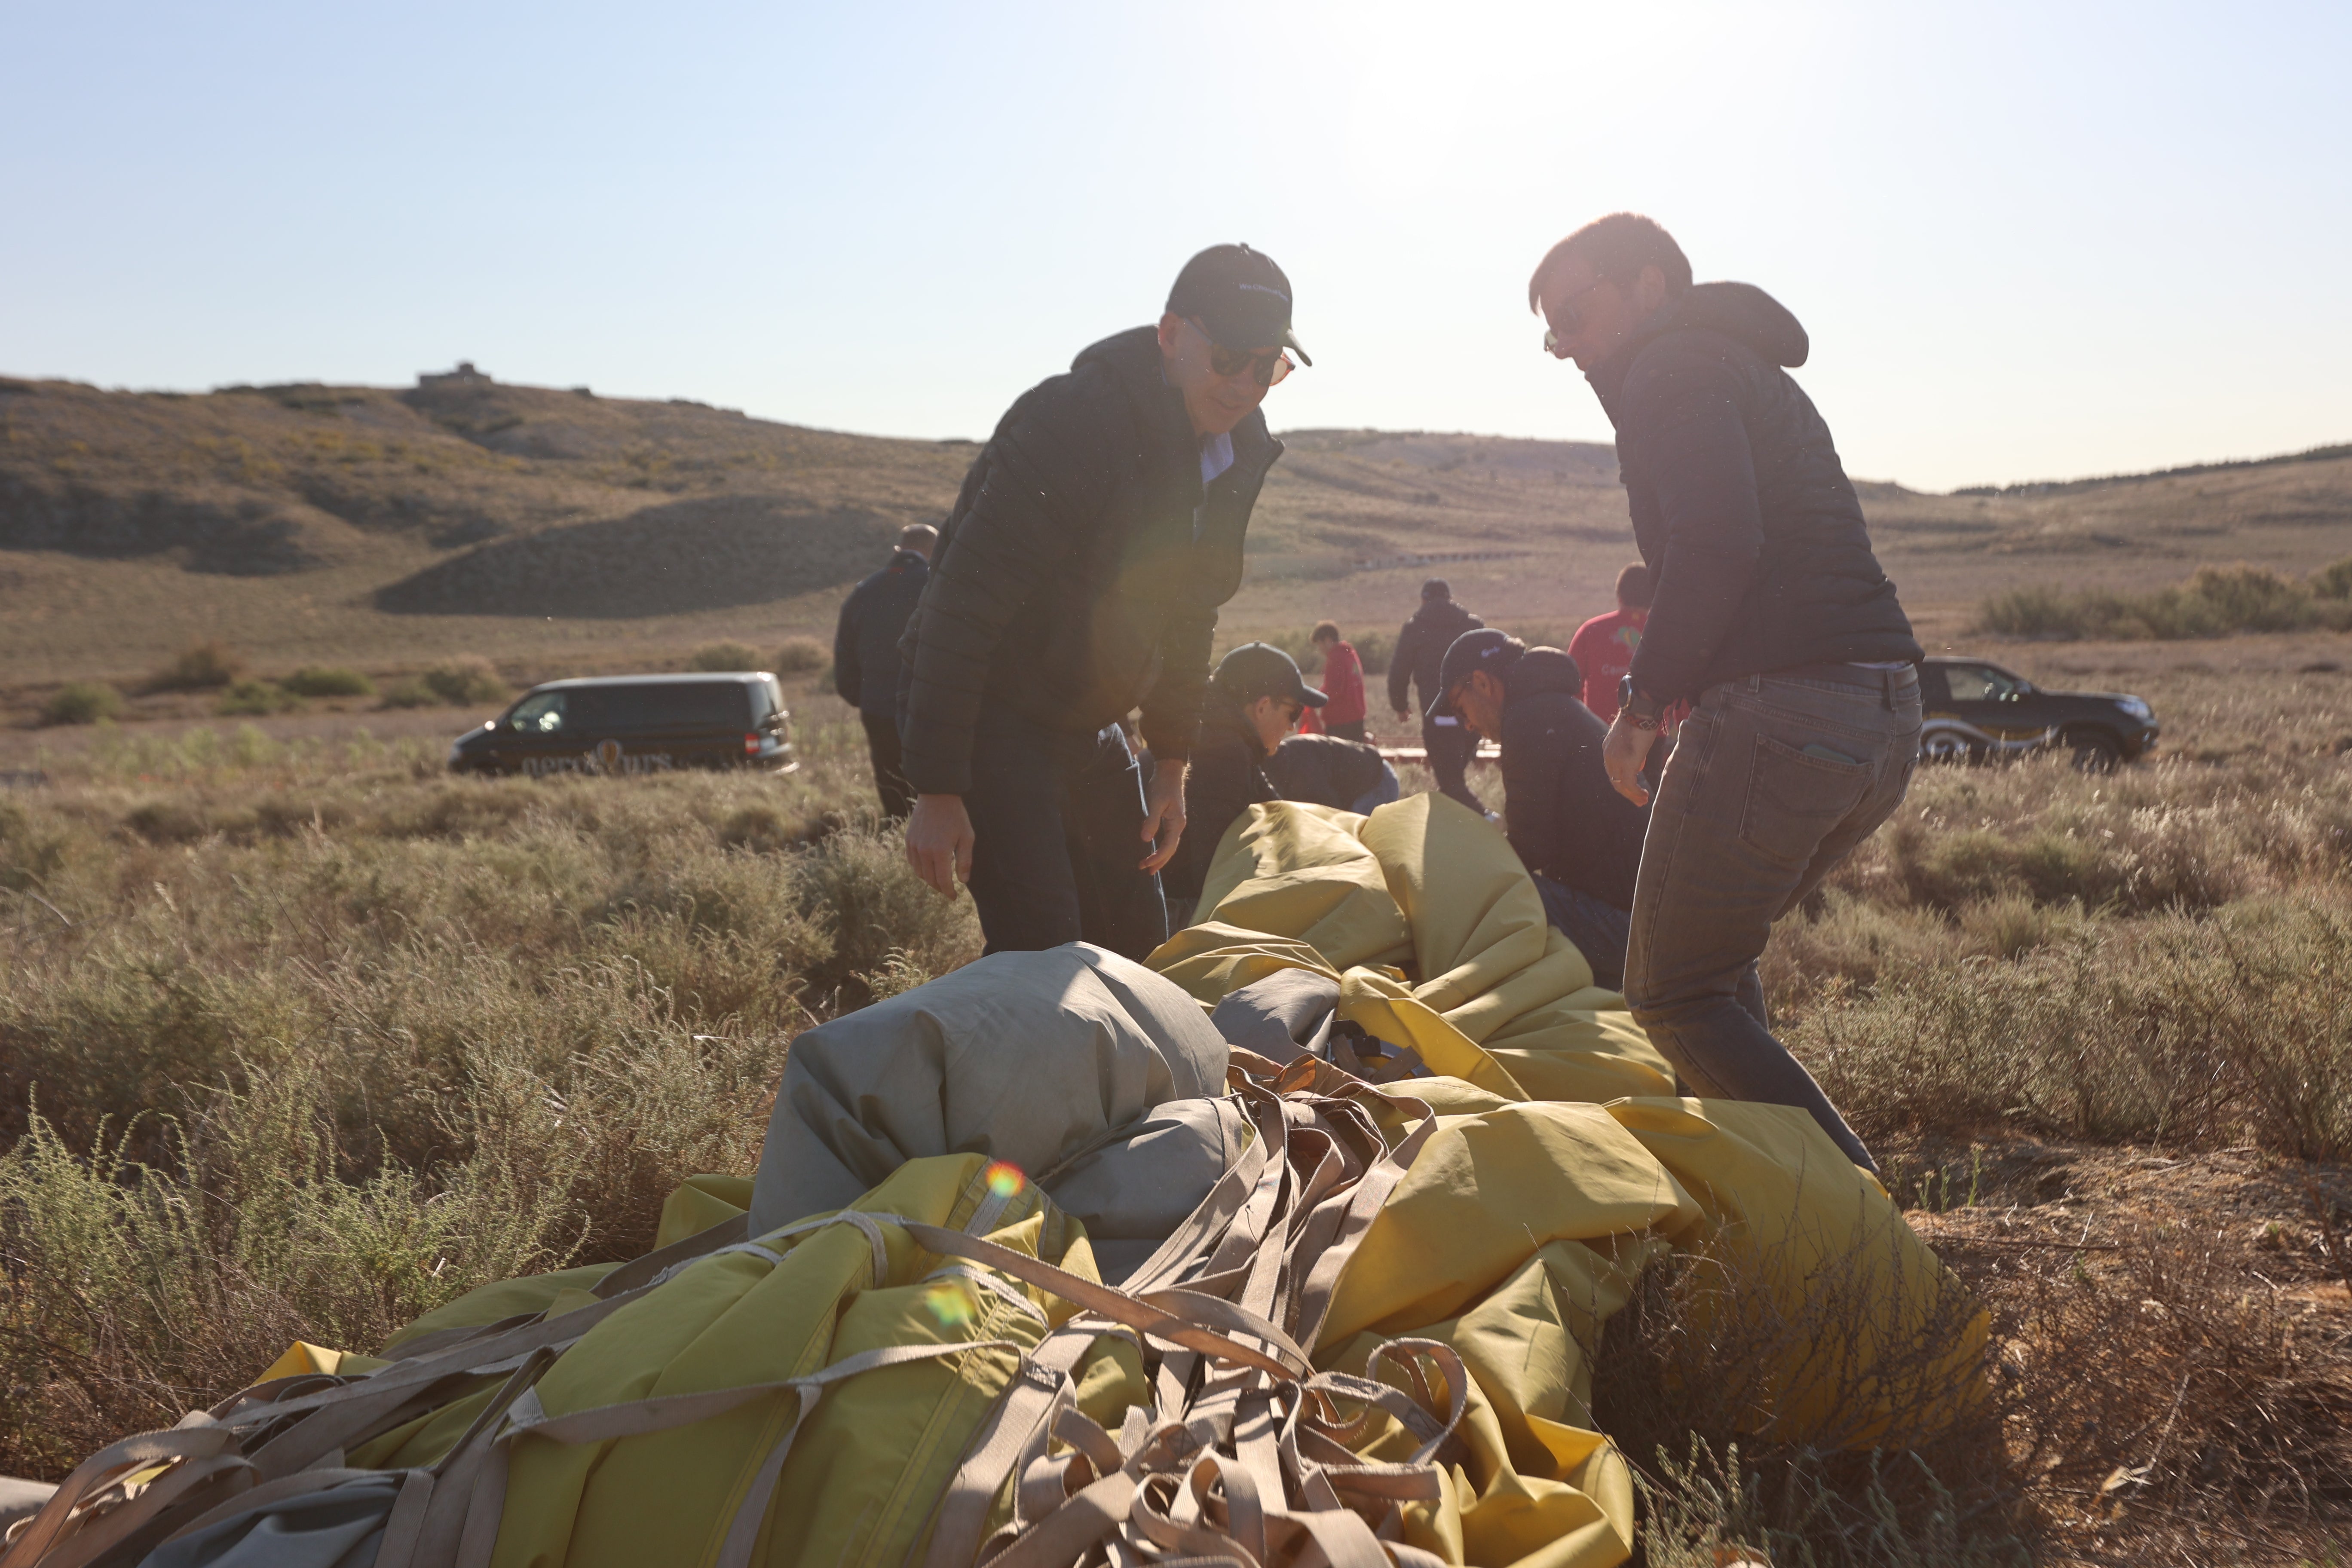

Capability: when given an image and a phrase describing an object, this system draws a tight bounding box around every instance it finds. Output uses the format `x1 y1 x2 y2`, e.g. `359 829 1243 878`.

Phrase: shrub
2312 554 2352 600
420 657 506 706
376 677 435 710
40 681 122 726
149 640 244 691
215 679 302 717
773 637 827 675
280 665 374 698
1975 563 2352 640
688 640 763 672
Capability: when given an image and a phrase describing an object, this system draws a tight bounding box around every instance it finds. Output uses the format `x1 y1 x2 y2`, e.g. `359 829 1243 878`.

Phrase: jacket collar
1075 325 1280 490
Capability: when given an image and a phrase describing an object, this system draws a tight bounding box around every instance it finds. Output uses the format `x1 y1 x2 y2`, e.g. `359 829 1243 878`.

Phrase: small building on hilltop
418 361 492 391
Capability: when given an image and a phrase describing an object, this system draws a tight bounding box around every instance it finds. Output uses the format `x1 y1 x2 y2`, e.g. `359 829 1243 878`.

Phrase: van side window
510 693 566 733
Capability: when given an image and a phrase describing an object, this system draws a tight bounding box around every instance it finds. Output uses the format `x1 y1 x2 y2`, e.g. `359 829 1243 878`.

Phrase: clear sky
4 0 2346 490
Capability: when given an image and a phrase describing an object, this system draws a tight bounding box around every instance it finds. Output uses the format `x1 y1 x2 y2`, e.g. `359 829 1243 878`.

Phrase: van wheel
2069 730 2123 772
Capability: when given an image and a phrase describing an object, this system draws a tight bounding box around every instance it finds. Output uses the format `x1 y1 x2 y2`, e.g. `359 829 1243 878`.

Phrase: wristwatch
1617 674 1664 732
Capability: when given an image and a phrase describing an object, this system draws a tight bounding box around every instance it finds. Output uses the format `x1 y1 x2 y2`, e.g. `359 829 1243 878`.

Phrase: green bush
281 665 374 698
215 679 303 717
773 637 827 675
149 640 244 691
688 640 763 672
376 677 435 710
420 657 506 706
40 682 122 726
1977 563 2352 640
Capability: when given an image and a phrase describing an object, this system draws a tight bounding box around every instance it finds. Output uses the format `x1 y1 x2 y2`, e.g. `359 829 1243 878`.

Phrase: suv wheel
1920 730 1974 763
2069 730 2123 772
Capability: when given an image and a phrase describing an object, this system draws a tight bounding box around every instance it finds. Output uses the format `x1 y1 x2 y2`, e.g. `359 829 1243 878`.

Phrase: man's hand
1602 712 1659 806
905 793 975 898
1392 708 1410 724
1139 761 1187 872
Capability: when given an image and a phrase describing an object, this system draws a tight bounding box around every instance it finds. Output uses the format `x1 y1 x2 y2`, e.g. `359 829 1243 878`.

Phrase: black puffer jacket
1588 283 1920 702
1498 648 1647 910
1163 701 1277 903
1265 734 1389 809
833 548 928 718
898 328 1281 796
1386 597 1483 717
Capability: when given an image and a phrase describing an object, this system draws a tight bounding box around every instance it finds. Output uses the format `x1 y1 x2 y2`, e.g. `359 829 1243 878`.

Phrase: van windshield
508 692 566 733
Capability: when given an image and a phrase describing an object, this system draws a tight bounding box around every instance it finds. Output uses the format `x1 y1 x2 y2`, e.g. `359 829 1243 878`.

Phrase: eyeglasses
1188 319 1295 387
1540 276 1613 354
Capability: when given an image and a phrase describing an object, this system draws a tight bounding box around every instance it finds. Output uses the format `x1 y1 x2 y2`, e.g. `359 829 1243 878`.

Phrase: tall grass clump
688 640 763 671
280 665 374 698
772 636 827 675
1977 561 2352 640
147 639 244 691
39 681 122 726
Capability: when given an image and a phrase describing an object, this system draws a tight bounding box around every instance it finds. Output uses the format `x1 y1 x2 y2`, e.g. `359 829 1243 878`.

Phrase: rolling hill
4 364 2349 688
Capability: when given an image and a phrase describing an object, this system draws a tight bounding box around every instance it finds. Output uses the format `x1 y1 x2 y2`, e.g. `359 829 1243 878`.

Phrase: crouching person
1161 643 1325 929
1433 630 1646 990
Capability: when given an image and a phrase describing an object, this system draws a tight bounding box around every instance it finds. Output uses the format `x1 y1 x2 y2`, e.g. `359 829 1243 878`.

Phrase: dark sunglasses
1188 319 1295 387
1540 276 1614 353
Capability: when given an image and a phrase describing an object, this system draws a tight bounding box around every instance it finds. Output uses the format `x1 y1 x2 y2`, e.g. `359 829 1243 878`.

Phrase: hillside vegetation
7 367 2352 688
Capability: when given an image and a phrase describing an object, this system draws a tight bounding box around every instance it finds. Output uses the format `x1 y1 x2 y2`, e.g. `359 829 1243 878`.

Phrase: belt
1764 662 1917 689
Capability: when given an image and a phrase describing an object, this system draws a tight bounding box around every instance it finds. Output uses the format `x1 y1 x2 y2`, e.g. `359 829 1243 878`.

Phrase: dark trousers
1531 876 1631 992
964 705 1170 962
1421 717 1483 812
1623 667 1921 1176
1326 718 1367 743
861 712 915 819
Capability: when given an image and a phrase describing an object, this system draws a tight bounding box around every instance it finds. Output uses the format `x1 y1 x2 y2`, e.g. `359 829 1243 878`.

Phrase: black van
447 674 796 777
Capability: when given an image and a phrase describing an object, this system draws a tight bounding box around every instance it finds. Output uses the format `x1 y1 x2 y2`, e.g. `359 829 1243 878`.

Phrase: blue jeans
1532 876 1631 992
962 705 1169 961
1623 667 1921 1175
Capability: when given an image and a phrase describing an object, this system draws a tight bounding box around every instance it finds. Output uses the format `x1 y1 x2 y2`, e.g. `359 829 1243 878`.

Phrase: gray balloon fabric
748 944 1231 1238
1207 967 1340 1065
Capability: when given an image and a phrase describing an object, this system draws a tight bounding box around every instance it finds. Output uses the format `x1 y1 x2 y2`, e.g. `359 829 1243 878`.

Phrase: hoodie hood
1502 646 1585 704
1588 282 1809 401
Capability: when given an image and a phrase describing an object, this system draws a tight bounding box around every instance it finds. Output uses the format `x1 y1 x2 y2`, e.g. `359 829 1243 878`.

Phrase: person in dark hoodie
1430 630 1646 989
1161 642 1326 927
1387 579 1485 811
898 245 1306 959
1530 212 1922 1176
833 521 937 818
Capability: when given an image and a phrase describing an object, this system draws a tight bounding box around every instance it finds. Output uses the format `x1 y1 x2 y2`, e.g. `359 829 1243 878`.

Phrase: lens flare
983 1161 1025 1200
921 1280 974 1328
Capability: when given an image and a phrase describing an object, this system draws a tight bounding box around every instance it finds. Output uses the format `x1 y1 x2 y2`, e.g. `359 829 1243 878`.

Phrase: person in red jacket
1566 563 1652 716
1302 622 1368 741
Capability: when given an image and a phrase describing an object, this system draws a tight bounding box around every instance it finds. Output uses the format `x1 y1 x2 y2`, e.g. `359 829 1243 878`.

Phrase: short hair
1614 562 1655 609
1421 578 1450 601
1528 214 1693 313
1311 621 1340 643
899 522 939 550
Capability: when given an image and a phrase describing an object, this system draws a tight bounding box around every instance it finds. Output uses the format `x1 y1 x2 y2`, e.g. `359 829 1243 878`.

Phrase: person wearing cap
897 244 1308 959
1160 643 1325 926
1386 580 1485 811
834 521 938 818
1531 211 1922 1175
1431 630 1646 989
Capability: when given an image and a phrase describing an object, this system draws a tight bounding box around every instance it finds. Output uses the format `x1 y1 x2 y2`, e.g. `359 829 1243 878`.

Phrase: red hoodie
1308 640 1366 728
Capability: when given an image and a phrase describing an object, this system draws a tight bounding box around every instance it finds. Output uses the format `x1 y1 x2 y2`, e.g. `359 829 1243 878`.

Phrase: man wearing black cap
1161 642 1326 925
1431 630 1646 989
1387 579 1485 811
898 245 1308 959
1529 212 1922 1174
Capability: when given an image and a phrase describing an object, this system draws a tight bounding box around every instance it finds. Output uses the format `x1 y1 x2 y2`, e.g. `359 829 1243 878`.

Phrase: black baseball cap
1168 245 1311 365
1212 643 1327 709
1427 629 1525 720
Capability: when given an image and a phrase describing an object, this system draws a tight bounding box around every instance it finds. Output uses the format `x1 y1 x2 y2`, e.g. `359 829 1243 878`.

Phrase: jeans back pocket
1739 734 1875 864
